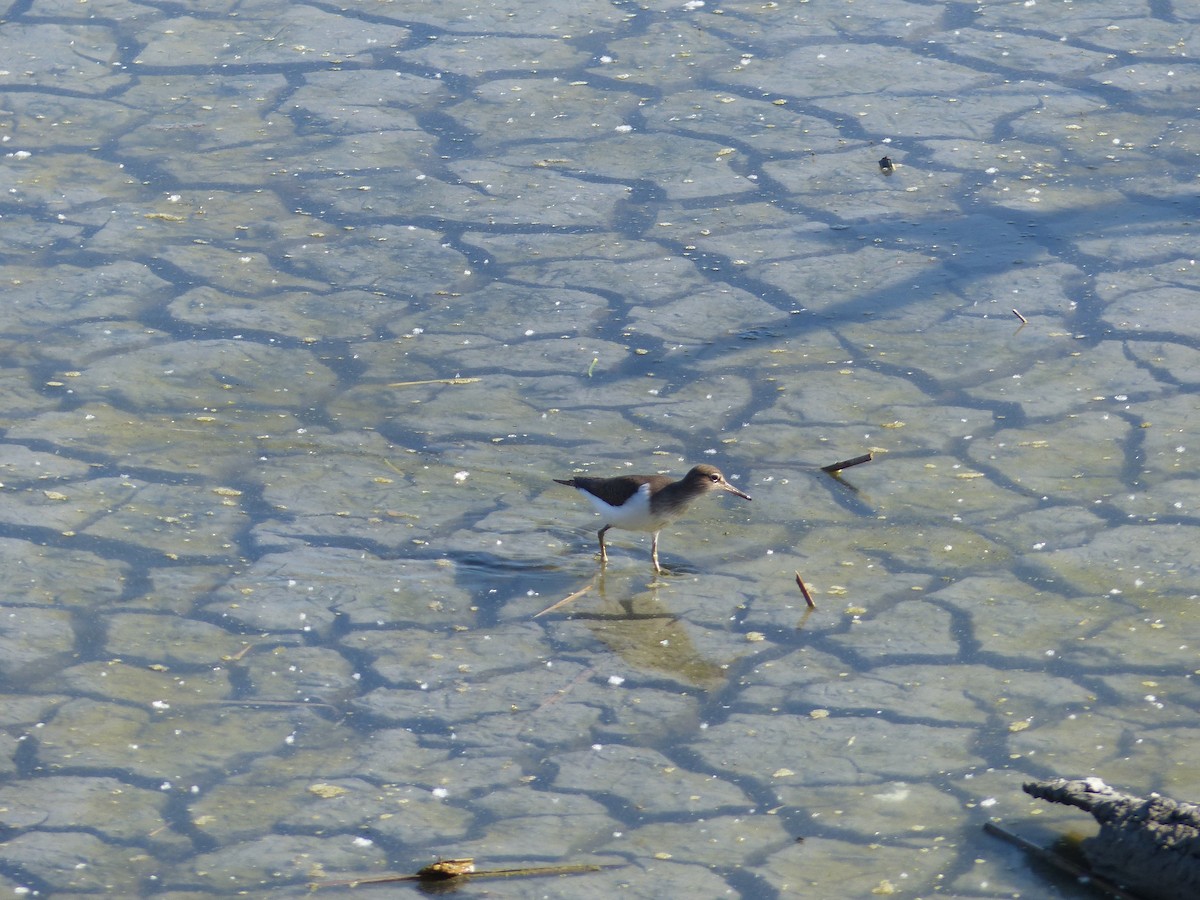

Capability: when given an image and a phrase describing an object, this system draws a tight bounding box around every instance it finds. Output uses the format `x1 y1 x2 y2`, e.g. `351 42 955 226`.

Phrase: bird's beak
722 482 752 501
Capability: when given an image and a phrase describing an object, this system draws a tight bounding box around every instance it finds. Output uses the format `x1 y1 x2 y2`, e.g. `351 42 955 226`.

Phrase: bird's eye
710 474 720 482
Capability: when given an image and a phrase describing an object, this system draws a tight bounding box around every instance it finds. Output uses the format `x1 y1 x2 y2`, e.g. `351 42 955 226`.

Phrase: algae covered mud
0 0 1197 896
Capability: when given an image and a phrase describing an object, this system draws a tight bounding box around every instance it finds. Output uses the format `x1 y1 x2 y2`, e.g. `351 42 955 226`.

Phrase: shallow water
0 0 1197 896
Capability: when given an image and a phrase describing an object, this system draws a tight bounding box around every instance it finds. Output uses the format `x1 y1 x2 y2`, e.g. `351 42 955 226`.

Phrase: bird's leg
651 531 662 574
597 524 610 565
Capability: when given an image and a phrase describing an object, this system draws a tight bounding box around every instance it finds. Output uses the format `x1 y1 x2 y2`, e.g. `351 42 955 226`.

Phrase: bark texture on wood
1024 777 1200 900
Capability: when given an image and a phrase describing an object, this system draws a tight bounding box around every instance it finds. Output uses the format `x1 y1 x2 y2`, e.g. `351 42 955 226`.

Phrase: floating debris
387 376 481 388
311 857 620 889
534 580 594 618
821 452 873 474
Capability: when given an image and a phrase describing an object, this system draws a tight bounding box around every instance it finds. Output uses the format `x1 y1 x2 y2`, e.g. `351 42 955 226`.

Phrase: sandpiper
554 464 751 573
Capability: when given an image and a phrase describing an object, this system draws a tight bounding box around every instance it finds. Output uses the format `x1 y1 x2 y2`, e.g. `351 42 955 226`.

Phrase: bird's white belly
581 483 662 531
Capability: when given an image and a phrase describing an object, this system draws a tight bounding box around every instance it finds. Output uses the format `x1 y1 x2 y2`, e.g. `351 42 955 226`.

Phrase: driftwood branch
1022 777 1200 900
821 453 872 474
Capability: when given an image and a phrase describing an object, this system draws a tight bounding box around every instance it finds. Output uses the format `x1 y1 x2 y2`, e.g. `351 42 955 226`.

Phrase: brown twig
535 666 596 711
821 452 873 474
387 377 481 387
221 642 256 662
311 860 617 888
534 580 594 618
794 572 816 609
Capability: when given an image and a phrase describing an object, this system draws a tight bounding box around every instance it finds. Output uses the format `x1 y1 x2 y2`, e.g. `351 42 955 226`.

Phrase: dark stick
795 572 816 609
821 452 873 473
1011 308 1028 324
312 862 617 888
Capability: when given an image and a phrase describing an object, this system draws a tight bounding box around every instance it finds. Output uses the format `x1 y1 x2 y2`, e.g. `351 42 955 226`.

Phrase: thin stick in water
821 452 873 473
795 572 816 609
388 377 481 387
312 861 617 889
534 581 594 618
